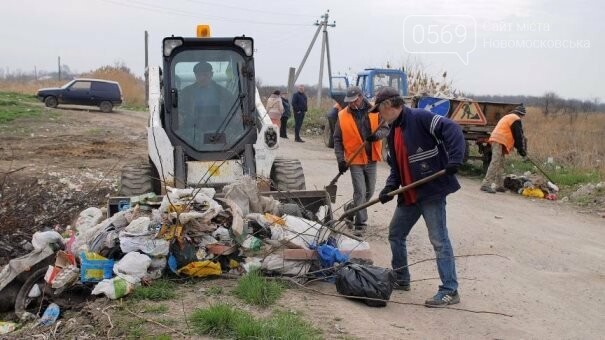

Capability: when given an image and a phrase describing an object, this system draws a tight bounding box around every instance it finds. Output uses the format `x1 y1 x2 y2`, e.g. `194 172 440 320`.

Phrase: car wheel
99 101 113 113
44 96 58 108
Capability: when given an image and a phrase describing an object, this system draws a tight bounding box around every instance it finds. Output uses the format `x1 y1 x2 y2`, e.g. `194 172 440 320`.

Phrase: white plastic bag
92 277 135 299
31 231 64 251
114 252 151 283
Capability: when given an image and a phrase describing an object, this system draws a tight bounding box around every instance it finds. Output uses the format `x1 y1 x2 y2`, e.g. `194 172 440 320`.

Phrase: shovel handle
339 169 447 220
526 156 556 184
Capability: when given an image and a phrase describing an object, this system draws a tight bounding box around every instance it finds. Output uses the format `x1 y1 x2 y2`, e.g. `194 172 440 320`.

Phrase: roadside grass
0 92 44 123
131 279 177 301
206 285 224 296
141 303 169 314
233 270 284 307
189 304 321 339
120 102 147 112
506 157 602 186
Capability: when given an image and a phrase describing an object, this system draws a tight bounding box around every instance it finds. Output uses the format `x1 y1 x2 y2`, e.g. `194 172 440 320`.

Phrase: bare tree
542 91 559 115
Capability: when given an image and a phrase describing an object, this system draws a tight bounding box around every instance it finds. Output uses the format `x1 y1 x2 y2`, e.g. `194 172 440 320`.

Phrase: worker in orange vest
333 86 389 235
481 105 527 193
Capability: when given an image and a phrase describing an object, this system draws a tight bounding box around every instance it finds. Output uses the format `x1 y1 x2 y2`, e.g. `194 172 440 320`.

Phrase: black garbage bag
335 263 395 307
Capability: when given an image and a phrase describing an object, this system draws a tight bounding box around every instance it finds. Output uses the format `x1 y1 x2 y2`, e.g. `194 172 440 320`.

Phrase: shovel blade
325 184 337 203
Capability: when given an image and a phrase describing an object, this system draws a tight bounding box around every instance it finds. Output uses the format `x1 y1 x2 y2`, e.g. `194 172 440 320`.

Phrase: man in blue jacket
291 85 308 143
371 87 465 307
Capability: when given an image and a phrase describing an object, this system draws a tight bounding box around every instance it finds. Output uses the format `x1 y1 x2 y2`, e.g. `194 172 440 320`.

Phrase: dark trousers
294 111 306 140
280 116 289 137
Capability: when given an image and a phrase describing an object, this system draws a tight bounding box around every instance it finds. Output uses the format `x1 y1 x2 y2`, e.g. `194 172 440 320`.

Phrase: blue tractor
323 68 408 148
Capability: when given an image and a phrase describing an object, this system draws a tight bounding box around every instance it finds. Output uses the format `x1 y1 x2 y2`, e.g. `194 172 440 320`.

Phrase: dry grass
524 107 605 176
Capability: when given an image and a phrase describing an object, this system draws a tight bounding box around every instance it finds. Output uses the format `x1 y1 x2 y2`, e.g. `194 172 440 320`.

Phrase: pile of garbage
0 177 371 327
503 173 559 200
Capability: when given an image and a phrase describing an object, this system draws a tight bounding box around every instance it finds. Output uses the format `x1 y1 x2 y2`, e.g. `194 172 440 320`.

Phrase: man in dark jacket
291 85 308 143
372 87 465 307
280 92 291 138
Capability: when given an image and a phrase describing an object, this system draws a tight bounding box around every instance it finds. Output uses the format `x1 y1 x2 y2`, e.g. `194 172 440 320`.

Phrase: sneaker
352 225 366 237
280 135 288 139
495 187 506 192
424 291 460 307
480 185 496 194
393 281 410 291
295 138 305 143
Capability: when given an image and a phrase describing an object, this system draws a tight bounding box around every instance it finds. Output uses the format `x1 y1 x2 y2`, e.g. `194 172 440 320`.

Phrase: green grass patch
141 303 169 314
189 304 321 339
207 285 224 296
120 102 147 112
0 92 43 123
505 157 602 186
131 279 177 301
234 270 283 307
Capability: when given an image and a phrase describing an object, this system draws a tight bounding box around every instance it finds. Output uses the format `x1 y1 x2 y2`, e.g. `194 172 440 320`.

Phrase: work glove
365 133 379 142
338 160 348 174
445 163 460 175
379 185 397 204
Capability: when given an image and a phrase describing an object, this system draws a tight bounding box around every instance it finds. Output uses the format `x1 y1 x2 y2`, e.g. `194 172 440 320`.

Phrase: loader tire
270 157 306 191
119 162 157 196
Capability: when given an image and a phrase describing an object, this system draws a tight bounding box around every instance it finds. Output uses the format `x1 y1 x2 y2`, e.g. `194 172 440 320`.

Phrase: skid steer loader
118 26 330 218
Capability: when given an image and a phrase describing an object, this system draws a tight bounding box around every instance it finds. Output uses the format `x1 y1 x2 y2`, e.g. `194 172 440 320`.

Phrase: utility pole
289 10 335 105
144 30 149 105
57 56 61 81
316 11 336 107
34 66 37 81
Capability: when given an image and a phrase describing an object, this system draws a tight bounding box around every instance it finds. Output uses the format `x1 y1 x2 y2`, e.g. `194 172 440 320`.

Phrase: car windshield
170 49 246 152
60 80 75 89
373 72 405 95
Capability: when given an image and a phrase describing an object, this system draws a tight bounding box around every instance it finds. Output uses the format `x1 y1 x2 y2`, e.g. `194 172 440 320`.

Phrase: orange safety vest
489 113 520 153
338 108 383 165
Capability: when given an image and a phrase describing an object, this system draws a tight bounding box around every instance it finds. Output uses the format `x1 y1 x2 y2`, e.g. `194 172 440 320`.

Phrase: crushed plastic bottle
38 303 60 326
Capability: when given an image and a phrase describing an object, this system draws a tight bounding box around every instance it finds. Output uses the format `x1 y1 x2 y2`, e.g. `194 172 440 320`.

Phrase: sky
1 0 603 100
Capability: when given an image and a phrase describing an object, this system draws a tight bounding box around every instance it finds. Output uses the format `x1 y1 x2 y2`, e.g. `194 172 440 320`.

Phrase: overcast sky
2 0 603 100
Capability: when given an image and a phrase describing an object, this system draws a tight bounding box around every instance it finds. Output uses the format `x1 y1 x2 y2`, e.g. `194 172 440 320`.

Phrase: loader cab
162 36 257 162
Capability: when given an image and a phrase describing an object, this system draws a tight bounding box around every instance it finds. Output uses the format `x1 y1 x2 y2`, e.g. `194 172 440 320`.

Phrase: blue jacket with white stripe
385 106 465 204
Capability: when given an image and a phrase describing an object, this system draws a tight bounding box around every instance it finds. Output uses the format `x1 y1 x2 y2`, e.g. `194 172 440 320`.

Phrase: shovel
325 120 387 203
325 169 447 241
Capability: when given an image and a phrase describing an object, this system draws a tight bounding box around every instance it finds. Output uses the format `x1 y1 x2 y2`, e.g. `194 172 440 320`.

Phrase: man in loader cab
333 86 389 236
180 61 233 130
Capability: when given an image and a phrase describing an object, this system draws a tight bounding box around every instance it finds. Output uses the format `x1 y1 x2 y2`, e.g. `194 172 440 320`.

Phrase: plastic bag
31 231 64 251
317 244 348 268
91 277 135 299
114 252 151 283
335 263 395 307
176 260 222 277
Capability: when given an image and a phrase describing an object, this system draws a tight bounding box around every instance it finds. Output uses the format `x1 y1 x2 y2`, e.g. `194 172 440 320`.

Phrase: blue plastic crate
79 252 114 282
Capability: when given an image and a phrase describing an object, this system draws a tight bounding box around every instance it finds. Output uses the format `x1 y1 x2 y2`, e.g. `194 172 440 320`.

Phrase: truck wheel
44 96 58 108
271 157 306 191
463 141 470 163
323 122 334 148
99 101 113 113
119 162 159 196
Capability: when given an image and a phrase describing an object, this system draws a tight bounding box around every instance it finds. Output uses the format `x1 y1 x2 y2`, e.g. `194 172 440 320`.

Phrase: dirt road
279 136 605 339
2 107 604 338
